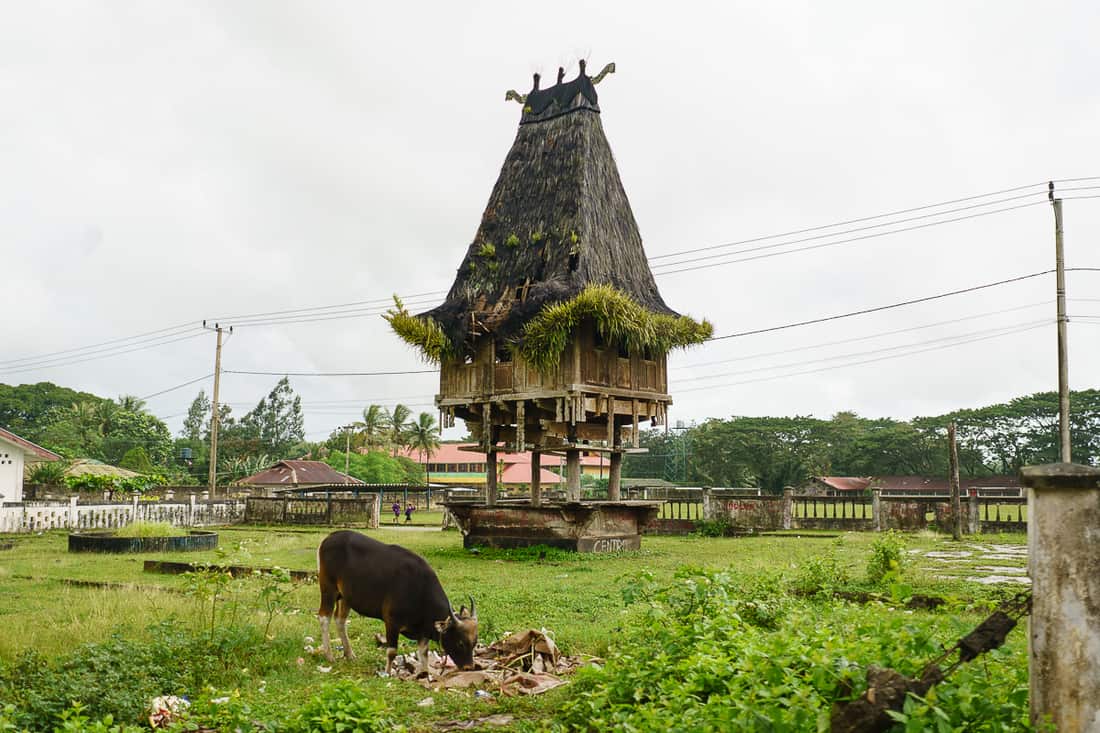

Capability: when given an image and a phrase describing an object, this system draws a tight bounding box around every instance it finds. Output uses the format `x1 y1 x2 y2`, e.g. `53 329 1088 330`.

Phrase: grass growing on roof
384 295 453 364
515 284 713 372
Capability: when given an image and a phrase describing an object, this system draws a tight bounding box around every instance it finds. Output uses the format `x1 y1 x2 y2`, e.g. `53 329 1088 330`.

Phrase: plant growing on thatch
384 296 453 363
505 233 520 248
514 284 713 372
477 242 496 258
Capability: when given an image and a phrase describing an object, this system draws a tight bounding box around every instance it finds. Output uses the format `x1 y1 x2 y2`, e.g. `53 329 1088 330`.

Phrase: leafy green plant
694 518 732 537
256 566 293 639
384 295 454 363
283 680 400 733
791 551 850 596
477 242 496 258
25 460 69 486
866 530 906 584
505 233 521 248
530 230 544 243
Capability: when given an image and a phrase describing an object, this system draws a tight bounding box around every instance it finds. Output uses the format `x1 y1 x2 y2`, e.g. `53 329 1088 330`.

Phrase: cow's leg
334 598 356 660
416 637 431 678
317 577 339 663
384 623 400 676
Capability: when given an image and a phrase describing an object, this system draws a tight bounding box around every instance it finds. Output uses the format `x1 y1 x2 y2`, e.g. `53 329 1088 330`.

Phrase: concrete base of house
443 501 660 553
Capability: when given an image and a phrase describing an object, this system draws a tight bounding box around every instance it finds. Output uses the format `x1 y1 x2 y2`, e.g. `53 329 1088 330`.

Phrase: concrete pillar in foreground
782 488 793 530
530 450 542 507
1021 462 1100 732
566 449 581 502
967 489 980 535
608 451 623 501
871 489 882 531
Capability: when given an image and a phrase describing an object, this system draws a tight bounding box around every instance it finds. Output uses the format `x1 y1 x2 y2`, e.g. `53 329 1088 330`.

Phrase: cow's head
434 596 478 670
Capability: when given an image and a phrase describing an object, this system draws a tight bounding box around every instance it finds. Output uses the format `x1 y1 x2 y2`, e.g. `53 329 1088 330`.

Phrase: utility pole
342 424 356 476
203 321 231 496
1049 182 1071 462
948 422 962 541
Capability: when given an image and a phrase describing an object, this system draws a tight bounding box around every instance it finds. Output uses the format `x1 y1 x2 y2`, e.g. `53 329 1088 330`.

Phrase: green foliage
233 377 304 457
516 284 713 373
283 680 400 733
114 521 184 538
866 530 906 584
62 472 167 494
477 242 496 258
554 568 1031 731
505 233 521 248
325 450 424 484
118 446 153 474
384 295 453 363
25 459 69 486
791 548 850 596
181 389 211 442
530 230 544 243
0 382 102 441
694 517 732 537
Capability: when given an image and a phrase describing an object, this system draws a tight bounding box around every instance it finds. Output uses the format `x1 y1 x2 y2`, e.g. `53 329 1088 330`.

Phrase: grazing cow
316 530 478 677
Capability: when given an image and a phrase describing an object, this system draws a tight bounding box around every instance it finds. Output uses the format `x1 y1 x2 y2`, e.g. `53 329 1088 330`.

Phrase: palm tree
359 404 388 451
116 395 148 414
406 412 440 485
386 403 412 457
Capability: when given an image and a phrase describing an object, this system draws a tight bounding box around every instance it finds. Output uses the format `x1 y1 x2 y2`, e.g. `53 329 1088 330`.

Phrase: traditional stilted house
387 61 711 507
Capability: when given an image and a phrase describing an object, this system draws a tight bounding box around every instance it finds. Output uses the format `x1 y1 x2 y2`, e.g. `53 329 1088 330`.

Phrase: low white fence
0 495 246 534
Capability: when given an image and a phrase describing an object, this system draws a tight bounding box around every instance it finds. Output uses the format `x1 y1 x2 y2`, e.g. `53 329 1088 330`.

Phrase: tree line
624 389 1100 492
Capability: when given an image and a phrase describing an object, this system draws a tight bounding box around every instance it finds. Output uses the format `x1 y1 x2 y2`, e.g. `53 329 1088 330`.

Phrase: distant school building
397 444 611 488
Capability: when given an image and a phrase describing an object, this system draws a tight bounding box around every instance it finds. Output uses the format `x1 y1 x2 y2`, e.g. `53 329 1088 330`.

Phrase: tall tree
386 403 412 457
116 395 147 414
406 412 440 485
239 377 305 457
359 404 388 450
182 390 211 441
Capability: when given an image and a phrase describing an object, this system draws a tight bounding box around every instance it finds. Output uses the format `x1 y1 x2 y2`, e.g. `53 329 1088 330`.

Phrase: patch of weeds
866 530 906 585
478 242 496 258
694 518 732 537
790 551 850 597
505 233 521 248
283 680 400 733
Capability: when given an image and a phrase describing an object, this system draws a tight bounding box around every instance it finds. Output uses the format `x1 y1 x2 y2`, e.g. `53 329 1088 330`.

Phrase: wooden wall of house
438 322 668 401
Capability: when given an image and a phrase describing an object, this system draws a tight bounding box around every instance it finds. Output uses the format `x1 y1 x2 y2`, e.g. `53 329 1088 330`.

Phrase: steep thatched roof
389 61 711 362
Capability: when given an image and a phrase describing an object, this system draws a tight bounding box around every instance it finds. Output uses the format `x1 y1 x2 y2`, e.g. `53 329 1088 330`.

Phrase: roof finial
557 67 565 84
533 72 540 91
590 62 616 86
578 59 587 77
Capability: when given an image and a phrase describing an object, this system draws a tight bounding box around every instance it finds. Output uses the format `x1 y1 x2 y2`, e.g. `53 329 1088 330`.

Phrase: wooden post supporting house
530 449 542 507
1021 463 1100 731
385 61 711 509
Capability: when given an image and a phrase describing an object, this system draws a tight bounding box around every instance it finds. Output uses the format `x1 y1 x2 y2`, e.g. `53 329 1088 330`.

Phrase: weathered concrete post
131 493 139 524
967 489 980 535
530 450 542 507
782 488 793 530
1021 463 1100 732
566 449 581 502
68 495 79 529
370 492 381 529
871 489 882 531
701 487 713 520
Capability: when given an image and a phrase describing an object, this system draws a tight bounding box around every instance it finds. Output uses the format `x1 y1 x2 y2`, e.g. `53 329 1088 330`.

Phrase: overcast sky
2 1 1098 443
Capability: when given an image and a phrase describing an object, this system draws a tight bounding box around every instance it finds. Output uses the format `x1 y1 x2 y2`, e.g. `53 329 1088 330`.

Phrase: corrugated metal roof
238 460 364 487
815 476 872 492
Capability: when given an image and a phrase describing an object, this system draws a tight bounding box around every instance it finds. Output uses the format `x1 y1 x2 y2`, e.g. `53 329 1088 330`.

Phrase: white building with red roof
397 443 567 488
0 427 61 503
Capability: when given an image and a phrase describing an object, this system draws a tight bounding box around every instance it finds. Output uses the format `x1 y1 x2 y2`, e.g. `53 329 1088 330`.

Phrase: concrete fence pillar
967 490 980 535
69 496 78 529
370 493 381 529
782 488 793 530
1021 463 1100 732
871 489 882 531
131 493 139 523
701 487 713 520
189 494 197 526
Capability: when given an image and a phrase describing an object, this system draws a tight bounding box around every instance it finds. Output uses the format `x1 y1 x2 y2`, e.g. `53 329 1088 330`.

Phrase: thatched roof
65 459 139 478
389 61 711 362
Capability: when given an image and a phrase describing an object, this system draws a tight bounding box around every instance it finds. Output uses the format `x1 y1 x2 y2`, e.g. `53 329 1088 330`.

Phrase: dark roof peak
504 61 617 125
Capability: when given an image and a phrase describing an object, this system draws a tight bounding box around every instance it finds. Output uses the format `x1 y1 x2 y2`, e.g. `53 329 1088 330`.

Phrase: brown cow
316 530 478 677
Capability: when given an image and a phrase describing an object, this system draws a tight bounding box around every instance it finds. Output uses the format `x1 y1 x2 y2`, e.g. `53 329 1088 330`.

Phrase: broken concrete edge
1020 462 1100 491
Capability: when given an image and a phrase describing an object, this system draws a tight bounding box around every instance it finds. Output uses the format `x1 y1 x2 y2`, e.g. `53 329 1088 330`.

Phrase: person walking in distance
391 501 400 524
404 503 415 524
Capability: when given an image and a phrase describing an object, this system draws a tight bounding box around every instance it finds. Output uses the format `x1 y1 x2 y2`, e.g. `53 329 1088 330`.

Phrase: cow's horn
468 595 476 618
450 604 461 623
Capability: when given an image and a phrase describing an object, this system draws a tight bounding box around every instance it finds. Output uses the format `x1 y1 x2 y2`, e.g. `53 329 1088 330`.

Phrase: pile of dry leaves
388 628 599 697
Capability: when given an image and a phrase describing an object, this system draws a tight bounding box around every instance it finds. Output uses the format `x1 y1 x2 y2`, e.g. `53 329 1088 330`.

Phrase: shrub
791 551 850 596
283 680 399 733
694 518 732 537
114 521 184 538
866 530 906 584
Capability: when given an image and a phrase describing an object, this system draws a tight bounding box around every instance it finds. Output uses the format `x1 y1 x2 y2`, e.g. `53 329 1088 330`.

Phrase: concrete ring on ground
68 530 219 553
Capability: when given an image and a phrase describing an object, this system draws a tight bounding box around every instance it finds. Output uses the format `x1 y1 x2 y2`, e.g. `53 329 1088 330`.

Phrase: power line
651 190 1046 268
652 200 1048 276
706 269 1073 341
0 330 208 375
140 374 214 401
675 319 1051 384
224 368 438 377
208 290 447 324
0 321 198 368
647 181 1048 261
678 321 1048 394
678 301 1049 370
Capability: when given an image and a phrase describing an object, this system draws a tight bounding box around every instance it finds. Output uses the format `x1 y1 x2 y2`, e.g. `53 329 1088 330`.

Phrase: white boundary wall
0 495 246 533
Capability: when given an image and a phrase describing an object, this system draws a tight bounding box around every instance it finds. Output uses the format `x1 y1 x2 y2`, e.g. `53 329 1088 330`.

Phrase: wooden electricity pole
948 421 962 541
1050 182 1072 462
204 322 230 496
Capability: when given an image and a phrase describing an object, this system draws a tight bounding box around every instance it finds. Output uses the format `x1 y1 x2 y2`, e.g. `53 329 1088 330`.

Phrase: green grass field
0 526 1030 731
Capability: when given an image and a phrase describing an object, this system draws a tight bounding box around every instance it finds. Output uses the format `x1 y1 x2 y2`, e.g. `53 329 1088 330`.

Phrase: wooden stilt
530 449 541 507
